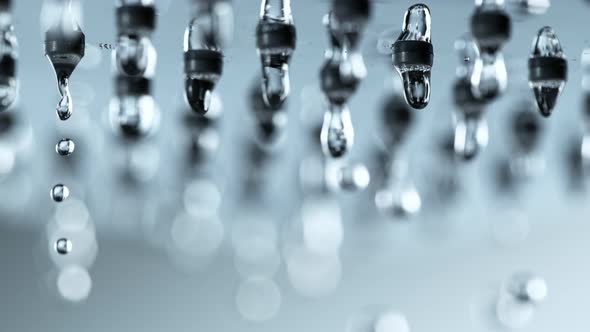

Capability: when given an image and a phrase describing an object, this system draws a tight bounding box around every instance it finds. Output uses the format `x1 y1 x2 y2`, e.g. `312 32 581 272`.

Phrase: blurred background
1 0 589 331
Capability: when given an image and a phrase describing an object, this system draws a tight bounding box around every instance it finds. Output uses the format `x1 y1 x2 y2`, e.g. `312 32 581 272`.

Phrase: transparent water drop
261 61 290 108
392 4 433 109
528 26 567 117
54 237 72 255
185 75 216 114
56 76 72 120
50 183 70 203
320 103 354 159
454 113 489 161
55 138 75 156
110 76 160 138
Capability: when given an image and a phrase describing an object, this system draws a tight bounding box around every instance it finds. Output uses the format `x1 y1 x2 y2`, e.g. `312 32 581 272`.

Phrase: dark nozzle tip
185 77 215 115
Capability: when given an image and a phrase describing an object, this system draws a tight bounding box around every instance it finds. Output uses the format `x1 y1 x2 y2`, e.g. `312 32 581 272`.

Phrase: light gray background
1 0 589 331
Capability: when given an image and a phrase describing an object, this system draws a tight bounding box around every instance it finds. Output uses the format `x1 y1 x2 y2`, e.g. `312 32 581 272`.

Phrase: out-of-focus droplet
375 161 421 217
337 162 370 191
508 0 550 17
55 138 75 156
57 265 92 302
470 52 507 101
235 277 281 322
50 184 70 203
497 272 547 328
392 4 433 109
54 237 72 255
320 103 354 159
286 246 341 298
528 26 567 117
0 26 18 112
114 2 156 76
110 76 160 138
374 311 411 332
453 113 489 161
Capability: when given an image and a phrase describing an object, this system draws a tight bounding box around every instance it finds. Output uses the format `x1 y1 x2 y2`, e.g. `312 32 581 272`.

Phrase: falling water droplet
55 138 75 156
50 184 70 203
528 26 567 117
320 103 354 159
56 75 72 120
54 237 72 255
392 4 433 109
454 113 489 161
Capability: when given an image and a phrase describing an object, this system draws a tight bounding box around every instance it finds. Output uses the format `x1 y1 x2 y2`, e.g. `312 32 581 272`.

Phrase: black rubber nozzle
116 75 151 96
392 40 433 67
116 4 156 32
471 10 511 45
333 0 371 22
184 49 223 76
528 56 568 82
256 22 297 50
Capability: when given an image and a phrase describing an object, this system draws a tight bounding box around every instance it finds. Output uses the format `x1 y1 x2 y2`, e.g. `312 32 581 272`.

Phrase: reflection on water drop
57 265 92 302
55 138 75 156
50 183 70 202
235 276 281 322
54 238 71 255
185 76 214 115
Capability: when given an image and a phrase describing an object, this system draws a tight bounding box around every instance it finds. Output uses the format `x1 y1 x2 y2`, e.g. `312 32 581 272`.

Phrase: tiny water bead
528 26 567 117
392 4 434 109
50 184 70 203
55 138 75 156
54 237 72 255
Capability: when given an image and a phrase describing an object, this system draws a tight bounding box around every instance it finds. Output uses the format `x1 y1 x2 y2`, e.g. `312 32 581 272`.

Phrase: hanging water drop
44 0 85 120
256 0 296 109
55 138 75 156
183 1 232 115
320 103 354 159
528 26 567 117
50 184 70 203
114 0 156 77
392 4 434 109
55 237 72 255
470 0 511 101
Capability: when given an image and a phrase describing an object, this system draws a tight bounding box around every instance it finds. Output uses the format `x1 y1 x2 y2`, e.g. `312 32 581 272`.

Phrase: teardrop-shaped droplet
528 26 567 117
55 138 75 156
56 76 72 120
454 114 489 161
400 69 431 109
399 4 432 42
261 62 290 109
50 183 70 203
185 77 215 115
320 103 354 159
116 35 151 77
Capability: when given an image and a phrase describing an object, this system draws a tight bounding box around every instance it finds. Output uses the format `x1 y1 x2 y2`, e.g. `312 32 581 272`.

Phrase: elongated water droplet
55 138 75 156
528 26 567 117
56 76 72 120
320 103 354 159
261 61 290 108
392 4 433 109
454 113 488 161
55 237 72 255
50 183 70 203
470 52 507 101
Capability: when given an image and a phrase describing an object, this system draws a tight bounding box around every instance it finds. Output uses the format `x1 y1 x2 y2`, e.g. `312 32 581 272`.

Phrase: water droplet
392 4 433 109
497 272 547 328
261 63 290 109
235 277 281 322
50 184 70 203
110 76 160 138
56 76 72 120
57 265 92 302
470 52 507 101
115 35 152 77
454 113 489 161
55 138 75 156
528 26 567 117
337 162 370 191
185 77 215 115
54 237 72 255
375 160 421 217
320 103 354 159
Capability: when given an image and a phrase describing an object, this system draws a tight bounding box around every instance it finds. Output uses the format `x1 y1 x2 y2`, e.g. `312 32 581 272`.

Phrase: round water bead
55 138 75 156
50 184 70 203
55 238 72 255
